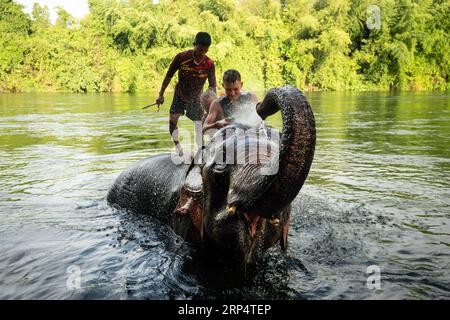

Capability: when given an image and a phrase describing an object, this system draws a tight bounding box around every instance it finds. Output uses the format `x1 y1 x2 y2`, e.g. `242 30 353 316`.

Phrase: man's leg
185 100 204 152
169 113 183 156
192 120 204 164
194 120 203 150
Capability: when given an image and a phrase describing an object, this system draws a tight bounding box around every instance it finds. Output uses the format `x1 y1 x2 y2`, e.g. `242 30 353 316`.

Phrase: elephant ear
172 193 204 243
183 157 204 239
172 151 205 243
189 207 203 241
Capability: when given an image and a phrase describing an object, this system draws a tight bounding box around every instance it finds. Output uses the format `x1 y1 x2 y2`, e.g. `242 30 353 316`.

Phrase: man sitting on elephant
202 69 259 135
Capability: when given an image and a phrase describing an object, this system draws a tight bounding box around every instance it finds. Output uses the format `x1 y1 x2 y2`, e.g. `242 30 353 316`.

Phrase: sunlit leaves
0 0 448 92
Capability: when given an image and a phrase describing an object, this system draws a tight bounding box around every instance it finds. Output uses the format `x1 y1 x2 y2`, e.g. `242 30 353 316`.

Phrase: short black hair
223 69 241 83
194 32 212 46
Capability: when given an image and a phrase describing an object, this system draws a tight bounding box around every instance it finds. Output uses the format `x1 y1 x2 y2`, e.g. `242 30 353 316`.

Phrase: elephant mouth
227 204 263 240
243 212 261 239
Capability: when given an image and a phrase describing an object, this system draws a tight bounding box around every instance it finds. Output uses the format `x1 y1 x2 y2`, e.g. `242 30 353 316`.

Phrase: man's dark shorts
170 92 203 121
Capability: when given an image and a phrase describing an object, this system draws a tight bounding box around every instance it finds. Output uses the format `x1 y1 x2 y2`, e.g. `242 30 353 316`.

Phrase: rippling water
0 91 449 299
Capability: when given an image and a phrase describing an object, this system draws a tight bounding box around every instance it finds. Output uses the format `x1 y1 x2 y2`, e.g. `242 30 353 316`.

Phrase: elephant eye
213 162 227 173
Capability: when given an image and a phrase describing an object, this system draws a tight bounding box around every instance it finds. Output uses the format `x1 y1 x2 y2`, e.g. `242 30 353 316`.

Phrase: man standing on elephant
155 32 217 156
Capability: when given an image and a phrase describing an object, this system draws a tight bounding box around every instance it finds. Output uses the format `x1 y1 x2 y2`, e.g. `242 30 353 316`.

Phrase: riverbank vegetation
1 0 448 92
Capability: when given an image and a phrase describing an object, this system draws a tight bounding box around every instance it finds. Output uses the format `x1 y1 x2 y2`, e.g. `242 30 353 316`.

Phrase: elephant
107 85 316 270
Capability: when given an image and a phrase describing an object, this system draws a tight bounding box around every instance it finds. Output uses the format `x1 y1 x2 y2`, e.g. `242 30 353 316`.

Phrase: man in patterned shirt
156 32 216 156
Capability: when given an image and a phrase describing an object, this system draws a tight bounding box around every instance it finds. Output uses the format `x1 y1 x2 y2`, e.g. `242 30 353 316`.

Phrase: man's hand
202 123 214 133
202 119 230 133
217 119 230 127
156 95 164 105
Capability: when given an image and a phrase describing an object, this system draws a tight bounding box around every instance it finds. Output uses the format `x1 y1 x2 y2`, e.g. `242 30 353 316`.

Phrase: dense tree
31 3 50 30
0 0 33 91
0 0 448 92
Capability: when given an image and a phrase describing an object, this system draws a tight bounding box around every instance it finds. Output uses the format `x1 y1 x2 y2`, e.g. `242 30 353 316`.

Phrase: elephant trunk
251 86 316 218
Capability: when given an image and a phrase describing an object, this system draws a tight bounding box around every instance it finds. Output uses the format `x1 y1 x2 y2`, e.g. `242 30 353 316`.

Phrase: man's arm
202 100 226 133
156 54 180 104
207 61 217 93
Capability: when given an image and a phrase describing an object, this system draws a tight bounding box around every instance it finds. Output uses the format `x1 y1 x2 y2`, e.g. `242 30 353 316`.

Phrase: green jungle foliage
0 0 448 92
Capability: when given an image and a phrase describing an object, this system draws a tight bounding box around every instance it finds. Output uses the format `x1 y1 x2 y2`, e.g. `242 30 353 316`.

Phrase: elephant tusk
228 205 237 216
270 218 280 226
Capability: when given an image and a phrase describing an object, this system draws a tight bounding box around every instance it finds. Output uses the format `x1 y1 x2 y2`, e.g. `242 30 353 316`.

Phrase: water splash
232 102 263 128
259 120 268 139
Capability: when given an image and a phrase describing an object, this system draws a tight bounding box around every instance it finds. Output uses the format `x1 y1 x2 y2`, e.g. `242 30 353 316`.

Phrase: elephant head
173 86 316 267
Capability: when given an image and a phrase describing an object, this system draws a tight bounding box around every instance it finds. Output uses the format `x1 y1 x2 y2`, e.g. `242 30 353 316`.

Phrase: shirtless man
203 69 258 134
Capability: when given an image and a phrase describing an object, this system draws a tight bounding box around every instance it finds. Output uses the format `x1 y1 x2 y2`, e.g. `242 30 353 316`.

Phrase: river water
0 91 449 299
